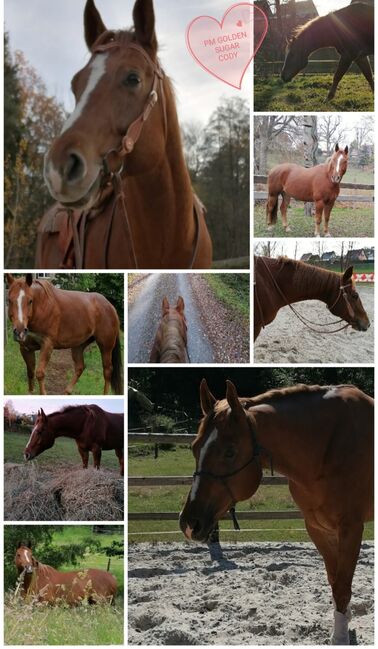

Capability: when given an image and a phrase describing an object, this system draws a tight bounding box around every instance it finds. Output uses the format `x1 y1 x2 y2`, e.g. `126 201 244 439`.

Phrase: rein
193 416 273 531
255 256 353 334
60 39 201 270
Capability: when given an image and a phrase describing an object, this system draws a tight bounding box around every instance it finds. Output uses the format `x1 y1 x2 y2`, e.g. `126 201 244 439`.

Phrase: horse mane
290 14 327 41
33 279 57 303
48 404 95 419
262 256 346 293
159 314 187 362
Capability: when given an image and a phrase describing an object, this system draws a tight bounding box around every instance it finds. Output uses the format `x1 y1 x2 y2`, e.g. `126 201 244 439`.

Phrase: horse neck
297 16 334 56
48 409 87 438
29 282 56 328
126 80 195 260
277 260 340 307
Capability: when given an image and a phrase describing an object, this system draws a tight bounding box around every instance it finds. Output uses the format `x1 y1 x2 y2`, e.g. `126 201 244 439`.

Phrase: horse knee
36 368 45 382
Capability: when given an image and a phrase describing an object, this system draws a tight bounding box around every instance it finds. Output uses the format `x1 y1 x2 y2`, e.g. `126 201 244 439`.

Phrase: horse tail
266 193 279 225
111 337 123 395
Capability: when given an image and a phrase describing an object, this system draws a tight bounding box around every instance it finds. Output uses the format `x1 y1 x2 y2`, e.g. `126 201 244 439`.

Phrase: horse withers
149 296 188 363
281 3 374 101
37 0 212 269
180 379 373 645
15 543 117 604
6 274 123 395
266 143 348 236
24 405 124 475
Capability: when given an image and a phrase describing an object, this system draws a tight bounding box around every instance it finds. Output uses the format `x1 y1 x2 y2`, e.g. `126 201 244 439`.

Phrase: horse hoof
324 232 331 238
285 227 292 233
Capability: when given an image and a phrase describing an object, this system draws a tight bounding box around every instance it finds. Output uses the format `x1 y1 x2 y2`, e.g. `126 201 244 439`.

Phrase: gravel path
128 541 374 645
128 274 213 363
254 285 374 363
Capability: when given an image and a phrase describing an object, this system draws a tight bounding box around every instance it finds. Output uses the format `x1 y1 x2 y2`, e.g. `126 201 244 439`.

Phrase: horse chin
353 320 370 332
47 171 102 210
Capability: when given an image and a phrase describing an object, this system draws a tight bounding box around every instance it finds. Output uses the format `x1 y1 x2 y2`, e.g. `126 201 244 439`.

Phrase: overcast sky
5 0 251 126
254 239 375 259
5 397 124 416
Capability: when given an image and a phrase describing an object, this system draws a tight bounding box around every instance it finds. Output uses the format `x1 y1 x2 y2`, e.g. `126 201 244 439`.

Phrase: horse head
328 143 349 184
44 0 166 209
281 34 309 82
6 274 34 342
24 409 55 461
15 543 36 574
328 266 370 332
179 379 262 542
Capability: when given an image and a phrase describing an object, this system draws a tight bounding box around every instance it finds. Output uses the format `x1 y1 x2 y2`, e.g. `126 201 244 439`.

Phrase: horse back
81 406 124 450
335 3 374 54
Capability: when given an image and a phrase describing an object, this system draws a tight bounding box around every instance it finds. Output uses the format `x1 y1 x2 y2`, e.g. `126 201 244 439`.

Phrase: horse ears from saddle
200 379 216 416
84 0 107 50
133 0 158 52
226 380 245 420
343 266 354 281
176 296 185 313
162 296 170 315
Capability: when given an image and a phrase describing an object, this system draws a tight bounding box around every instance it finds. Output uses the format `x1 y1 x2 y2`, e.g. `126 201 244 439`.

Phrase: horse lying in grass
266 144 348 237
180 379 373 645
281 3 374 101
15 543 117 604
24 405 124 475
150 296 188 362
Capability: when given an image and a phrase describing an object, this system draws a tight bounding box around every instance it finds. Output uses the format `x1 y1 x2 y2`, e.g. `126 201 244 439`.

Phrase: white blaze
61 54 108 134
26 425 38 449
190 428 218 501
335 154 343 174
17 290 25 323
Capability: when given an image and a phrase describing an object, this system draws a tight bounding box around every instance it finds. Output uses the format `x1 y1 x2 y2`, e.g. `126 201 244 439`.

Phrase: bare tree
254 115 297 173
318 116 348 155
303 116 318 217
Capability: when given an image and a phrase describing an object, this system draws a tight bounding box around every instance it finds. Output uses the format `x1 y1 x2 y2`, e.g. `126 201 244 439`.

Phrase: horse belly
283 172 315 202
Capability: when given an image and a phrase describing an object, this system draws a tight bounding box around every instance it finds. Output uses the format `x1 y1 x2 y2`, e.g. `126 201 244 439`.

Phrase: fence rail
129 511 303 521
254 175 374 203
254 175 374 191
129 475 288 486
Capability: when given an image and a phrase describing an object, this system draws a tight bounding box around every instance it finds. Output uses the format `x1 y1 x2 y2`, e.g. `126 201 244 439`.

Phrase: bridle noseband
192 416 272 531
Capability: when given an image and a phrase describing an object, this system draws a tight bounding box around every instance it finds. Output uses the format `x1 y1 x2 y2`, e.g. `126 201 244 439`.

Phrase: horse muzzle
179 510 215 543
353 319 370 332
24 450 33 462
331 175 342 184
13 327 28 342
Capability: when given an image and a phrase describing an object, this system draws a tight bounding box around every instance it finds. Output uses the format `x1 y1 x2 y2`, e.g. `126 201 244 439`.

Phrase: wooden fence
128 432 303 529
254 175 374 204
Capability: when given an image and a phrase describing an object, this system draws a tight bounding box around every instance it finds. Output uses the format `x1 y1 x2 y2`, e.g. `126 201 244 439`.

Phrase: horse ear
17 541 22 548
40 408 47 422
344 145 349 155
226 380 244 419
162 296 170 315
176 296 185 314
5 273 14 286
27 540 32 549
25 274 33 286
133 0 158 52
84 0 107 50
200 379 216 416
343 266 354 283
335 143 339 152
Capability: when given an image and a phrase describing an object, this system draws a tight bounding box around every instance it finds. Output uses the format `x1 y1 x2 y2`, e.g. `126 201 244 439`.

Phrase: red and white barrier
352 273 374 282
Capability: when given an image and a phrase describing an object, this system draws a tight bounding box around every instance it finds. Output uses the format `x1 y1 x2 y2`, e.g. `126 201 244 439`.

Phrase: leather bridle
192 416 272 531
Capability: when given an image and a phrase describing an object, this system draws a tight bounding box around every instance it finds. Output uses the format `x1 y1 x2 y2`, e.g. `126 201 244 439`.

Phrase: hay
4 463 124 521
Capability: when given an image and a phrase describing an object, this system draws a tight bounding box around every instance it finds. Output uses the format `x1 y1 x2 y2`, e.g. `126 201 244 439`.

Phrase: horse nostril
65 152 85 183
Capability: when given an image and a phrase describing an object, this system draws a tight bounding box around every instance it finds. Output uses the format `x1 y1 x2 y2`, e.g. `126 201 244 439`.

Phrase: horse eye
29 300 33 305
123 72 141 87
224 446 236 459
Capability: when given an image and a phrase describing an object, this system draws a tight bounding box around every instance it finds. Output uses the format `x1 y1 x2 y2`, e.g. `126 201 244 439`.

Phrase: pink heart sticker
186 3 268 90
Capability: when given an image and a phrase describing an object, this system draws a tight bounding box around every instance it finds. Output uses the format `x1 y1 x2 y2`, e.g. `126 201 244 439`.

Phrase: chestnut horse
36 0 212 269
150 296 188 363
15 543 117 604
281 3 374 101
180 379 373 645
254 255 370 340
266 144 349 237
24 405 124 475
6 274 122 395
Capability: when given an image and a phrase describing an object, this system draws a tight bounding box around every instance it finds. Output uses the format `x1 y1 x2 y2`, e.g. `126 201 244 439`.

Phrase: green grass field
4 323 124 395
254 204 374 238
128 446 374 543
4 526 124 645
254 74 374 112
203 274 250 324
4 430 120 471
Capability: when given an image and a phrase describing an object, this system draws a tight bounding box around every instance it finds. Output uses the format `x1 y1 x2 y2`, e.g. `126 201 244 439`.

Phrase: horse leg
314 201 324 237
19 346 36 393
266 193 278 232
99 346 113 395
92 445 102 470
327 55 352 100
35 341 53 395
354 55 374 94
65 346 85 394
115 447 124 476
323 203 334 238
77 444 89 469
280 192 291 232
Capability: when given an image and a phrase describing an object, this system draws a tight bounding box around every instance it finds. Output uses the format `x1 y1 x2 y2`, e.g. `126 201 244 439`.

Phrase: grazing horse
24 405 124 475
15 543 117 604
254 255 370 340
5 274 122 395
36 0 212 269
266 144 349 236
150 296 188 363
180 379 373 645
281 3 374 101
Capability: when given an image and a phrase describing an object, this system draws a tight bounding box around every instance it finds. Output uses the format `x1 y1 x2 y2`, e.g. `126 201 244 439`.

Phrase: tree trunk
303 116 318 217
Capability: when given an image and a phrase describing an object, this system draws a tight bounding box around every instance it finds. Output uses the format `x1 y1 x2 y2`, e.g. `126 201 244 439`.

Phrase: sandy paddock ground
128 541 373 645
254 286 374 363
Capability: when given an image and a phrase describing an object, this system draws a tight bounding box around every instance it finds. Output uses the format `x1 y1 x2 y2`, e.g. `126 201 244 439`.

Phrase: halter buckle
149 90 158 105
